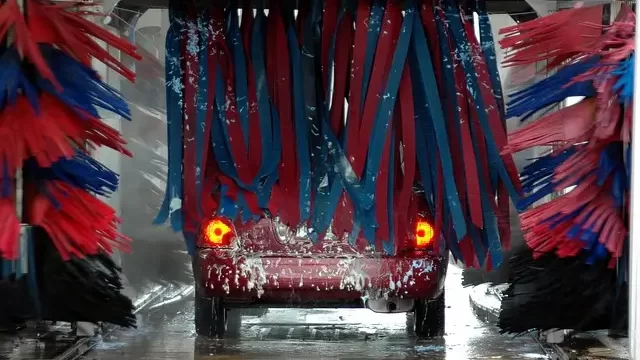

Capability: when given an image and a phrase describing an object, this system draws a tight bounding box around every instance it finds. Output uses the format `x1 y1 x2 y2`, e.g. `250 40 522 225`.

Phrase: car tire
194 294 227 338
411 290 445 338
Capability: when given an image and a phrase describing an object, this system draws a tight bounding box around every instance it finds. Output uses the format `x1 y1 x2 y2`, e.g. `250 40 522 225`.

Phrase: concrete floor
76 267 549 360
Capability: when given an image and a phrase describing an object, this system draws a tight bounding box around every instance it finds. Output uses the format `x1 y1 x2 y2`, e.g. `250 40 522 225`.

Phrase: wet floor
79 267 549 360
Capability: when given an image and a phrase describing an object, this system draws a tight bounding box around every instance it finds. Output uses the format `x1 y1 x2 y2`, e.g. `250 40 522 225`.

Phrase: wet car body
192 189 449 338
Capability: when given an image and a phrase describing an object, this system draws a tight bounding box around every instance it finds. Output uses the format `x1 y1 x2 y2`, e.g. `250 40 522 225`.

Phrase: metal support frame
114 0 539 14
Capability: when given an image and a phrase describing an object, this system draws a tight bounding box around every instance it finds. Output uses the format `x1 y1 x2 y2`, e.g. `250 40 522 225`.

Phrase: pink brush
503 99 596 154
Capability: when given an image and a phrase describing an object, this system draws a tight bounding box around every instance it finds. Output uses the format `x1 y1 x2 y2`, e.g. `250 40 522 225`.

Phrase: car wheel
226 309 242 335
411 290 445 338
194 294 227 338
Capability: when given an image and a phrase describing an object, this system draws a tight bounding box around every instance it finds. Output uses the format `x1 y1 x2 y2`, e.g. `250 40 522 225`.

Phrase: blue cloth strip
251 11 281 208
477 8 502 191
467 109 501 268
409 9 467 240
309 4 346 242
207 8 284 222
361 8 415 206
361 1 384 114
155 6 184 231
382 123 396 254
195 13 209 218
410 64 436 212
227 9 251 148
287 25 313 223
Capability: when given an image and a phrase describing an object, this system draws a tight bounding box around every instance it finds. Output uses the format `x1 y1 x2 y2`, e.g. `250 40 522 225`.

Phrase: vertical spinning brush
0 0 140 326
498 3 633 334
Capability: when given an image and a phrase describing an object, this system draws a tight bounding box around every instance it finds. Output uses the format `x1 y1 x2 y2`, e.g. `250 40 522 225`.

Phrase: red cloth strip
321 0 339 95
373 5 402 248
222 47 252 185
431 156 444 247
268 6 300 225
394 64 416 253
420 3 440 77
329 12 352 136
296 0 310 45
331 12 355 238
241 10 264 179
210 8 262 216
342 1 371 250
344 0 372 171
202 14 220 217
468 94 498 215
241 1 254 50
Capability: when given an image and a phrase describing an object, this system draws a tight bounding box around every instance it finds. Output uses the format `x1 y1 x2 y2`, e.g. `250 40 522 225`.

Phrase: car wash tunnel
0 0 637 359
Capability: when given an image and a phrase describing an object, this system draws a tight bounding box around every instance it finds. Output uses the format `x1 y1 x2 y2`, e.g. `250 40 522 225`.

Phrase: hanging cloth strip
393 63 416 254
155 0 524 266
443 2 521 201
329 0 373 247
410 2 518 267
371 3 402 252
409 4 467 241
287 3 313 225
460 10 502 267
181 7 200 235
196 6 282 226
345 1 404 248
196 12 215 222
307 1 347 243
422 3 469 235
432 8 477 264
266 4 301 226
156 5 185 232
477 3 511 251
439 2 521 263
360 3 412 251
218 7 262 219
251 8 282 209
320 0 339 95
321 2 414 253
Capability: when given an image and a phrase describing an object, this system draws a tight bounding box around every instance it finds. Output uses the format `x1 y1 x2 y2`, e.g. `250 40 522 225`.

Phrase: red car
192 188 448 339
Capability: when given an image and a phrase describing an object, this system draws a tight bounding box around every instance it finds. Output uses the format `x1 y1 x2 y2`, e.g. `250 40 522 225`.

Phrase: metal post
629 0 640 357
